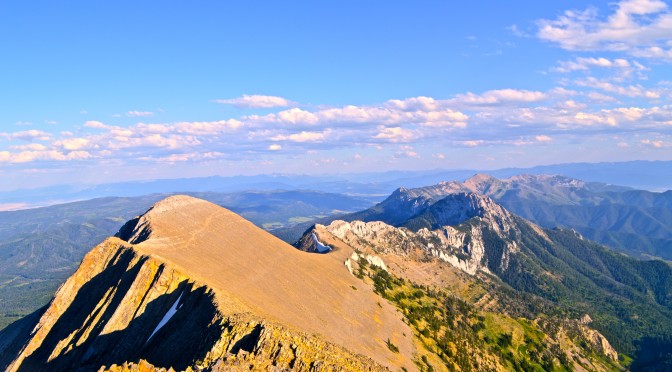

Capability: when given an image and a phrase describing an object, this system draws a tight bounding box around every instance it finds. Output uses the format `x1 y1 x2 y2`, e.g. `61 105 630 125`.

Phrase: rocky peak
116 195 225 244
440 192 510 219
403 192 515 232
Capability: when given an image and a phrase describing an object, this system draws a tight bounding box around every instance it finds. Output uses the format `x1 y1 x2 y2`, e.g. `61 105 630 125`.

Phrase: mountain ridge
298 189 672 366
341 174 672 260
2 195 414 371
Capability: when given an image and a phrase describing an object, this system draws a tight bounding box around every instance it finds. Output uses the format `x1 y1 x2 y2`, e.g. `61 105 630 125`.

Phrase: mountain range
3 160 672 210
0 194 637 371
1 174 671 370
291 173 672 261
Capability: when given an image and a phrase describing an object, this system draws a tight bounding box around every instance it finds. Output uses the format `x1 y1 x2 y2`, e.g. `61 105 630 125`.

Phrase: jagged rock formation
2 195 414 371
298 187 672 367
345 173 672 261
309 193 520 275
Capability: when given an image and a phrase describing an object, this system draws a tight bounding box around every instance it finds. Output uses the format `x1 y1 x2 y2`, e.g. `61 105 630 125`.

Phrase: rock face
3 195 414 371
313 193 520 276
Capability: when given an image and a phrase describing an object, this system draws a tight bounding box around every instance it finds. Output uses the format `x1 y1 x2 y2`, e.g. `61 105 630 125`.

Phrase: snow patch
311 233 332 253
147 291 183 342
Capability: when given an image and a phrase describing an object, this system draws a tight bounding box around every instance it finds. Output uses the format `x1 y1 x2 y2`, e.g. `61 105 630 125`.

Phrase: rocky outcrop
402 192 517 232
294 228 332 253
315 209 520 276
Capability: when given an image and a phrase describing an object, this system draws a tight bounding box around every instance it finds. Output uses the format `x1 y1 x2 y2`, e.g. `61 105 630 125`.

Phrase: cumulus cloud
373 127 417 143
552 57 635 73
54 138 92 151
536 0 672 59
387 96 438 111
574 77 662 98
137 119 244 135
3 87 672 168
275 108 320 125
1 130 52 142
85 120 108 129
0 150 91 164
250 100 469 129
271 130 330 143
214 94 295 108
452 89 547 105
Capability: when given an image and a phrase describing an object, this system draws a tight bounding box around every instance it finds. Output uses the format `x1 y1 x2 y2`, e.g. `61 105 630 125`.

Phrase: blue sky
1 0 672 190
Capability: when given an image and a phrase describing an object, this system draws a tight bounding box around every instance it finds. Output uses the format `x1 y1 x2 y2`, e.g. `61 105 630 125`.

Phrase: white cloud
84 120 108 129
251 100 469 129
387 96 438 111
214 94 294 108
537 0 672 59
574 77 661 98
1 130 52 142
276 108 320 125
0 150 91 164
535 135 553 142
553 57 633 73
574 112 619 126
126 110 154 117
5 90 672 168
586 92 618 103
460 140 485 147
271 130 329 143
452 89 547 105
54 138 91 151
373 127 417 143
641 139 667 147
138 119 244 136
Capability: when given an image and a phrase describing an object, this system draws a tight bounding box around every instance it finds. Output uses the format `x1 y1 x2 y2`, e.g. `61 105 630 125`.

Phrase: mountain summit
2 195 414 371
